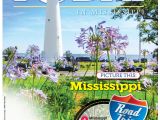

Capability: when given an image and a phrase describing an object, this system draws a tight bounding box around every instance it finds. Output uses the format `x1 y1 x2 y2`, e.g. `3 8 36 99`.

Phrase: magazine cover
2 0 158 120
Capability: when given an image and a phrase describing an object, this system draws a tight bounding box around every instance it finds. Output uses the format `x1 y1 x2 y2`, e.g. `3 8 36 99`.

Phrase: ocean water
72 54 153 61
17 53 153 61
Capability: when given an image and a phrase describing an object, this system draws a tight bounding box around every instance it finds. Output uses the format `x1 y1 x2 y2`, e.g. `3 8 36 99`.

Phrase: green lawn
79 62 146 71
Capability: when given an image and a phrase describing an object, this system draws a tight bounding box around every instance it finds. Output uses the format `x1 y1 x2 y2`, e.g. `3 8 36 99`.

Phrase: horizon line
17 53 149 55
14 5 144 8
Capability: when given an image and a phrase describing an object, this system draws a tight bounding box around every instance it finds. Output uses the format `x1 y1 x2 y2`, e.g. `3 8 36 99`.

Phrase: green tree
111 0 158 45
65 50 72 62
3 46 17 61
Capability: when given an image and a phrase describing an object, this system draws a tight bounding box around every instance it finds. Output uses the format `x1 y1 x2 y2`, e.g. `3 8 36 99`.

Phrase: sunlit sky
3 0 157 54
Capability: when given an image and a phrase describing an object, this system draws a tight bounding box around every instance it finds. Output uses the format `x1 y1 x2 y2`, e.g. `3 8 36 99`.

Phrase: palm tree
141 49 149 75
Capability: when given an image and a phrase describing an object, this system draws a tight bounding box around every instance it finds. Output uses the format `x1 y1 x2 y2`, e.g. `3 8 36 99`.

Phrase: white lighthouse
44 0 63 63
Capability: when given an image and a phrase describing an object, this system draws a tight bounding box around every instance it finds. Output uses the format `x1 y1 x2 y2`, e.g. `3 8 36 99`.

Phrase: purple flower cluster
19 89 33 99
26 45 40 59
5 61 58 82
75 21 128 54
6 65 29 80
32 61 58 83
112 62 123 71
19 89 47 100
141 78 153 88
46 66 58 83
101 60 135 72
3 45 58 83
147 59 158 71
34 89 47 100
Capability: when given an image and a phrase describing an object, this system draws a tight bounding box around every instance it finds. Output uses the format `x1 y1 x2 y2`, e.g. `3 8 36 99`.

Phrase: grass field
78 62 146 71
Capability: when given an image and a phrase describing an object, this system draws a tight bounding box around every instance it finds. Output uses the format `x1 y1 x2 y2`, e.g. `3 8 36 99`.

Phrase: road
57 69 156 77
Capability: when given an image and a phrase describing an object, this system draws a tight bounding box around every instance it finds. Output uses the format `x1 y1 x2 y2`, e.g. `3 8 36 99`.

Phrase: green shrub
80 97 92 106
80 65 85 68
42 82 75 119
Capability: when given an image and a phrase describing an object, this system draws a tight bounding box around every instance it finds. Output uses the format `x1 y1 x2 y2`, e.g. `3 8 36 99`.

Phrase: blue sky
3 0 157 55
